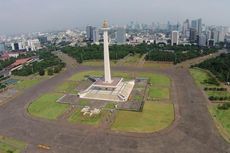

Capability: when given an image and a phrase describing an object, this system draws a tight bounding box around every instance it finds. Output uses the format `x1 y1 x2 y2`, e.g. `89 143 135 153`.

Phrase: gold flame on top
102 20 109 28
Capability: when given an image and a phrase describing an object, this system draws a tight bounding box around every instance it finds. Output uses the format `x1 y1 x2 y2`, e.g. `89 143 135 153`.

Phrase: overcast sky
0 0 229 34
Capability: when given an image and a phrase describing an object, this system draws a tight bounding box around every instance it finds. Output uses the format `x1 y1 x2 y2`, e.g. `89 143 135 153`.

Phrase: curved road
0 64 230 153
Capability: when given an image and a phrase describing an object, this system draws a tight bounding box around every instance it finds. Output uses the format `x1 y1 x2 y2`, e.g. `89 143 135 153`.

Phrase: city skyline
0 0 230 34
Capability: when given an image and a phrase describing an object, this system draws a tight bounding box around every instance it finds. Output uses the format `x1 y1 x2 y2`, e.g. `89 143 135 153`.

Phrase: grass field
69 71 132 81
209 105 230 142
207 91 230 97
121 54 141 66
14 76 47 90
143 61 172 68
0 135 26 153
140 73 170 87
112 102 174 133
81 60 117 67
28 93 69 120
69 71 103 81
189 68 219 88
55 81 77 94
148 87 170 100
68 109 107 125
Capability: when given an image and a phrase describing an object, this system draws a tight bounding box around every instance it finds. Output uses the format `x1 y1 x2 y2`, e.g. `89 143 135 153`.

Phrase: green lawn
28 93 69 120
189 68 219 88
139 73 170 87
69 71 103 81
81 60 117 66
209 105 230 142
68 109 107 125
149 87 170 99
0 136 26 153
207 91 230 97
111 102 174 133
15 77 45 90
55 81 77 94
122 54 141 65
143 61 172 68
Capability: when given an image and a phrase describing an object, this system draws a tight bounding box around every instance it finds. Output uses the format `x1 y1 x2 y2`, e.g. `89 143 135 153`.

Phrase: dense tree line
61 43 218 64
195 53 230 82
12 51 65 76
0 58 16 71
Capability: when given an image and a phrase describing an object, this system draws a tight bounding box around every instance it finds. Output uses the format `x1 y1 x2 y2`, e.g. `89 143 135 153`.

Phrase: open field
207 91 230 97
55 81 78 94
81 60 117 67
27 70 173 133
0 135 26 153
189 68 219 88
13 75 48 90
148 87 170 100
139 72 170 87
28 93 69 120
68 109 107 125
111 102 174 133
209 104 230 143
143 61 173 68
120 54 141 66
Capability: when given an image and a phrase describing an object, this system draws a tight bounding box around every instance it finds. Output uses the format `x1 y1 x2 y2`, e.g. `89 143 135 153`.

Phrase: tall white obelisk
102 20 112 83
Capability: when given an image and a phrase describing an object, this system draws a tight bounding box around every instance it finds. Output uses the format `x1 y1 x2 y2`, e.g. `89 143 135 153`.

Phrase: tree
53 66 60 73
39 69 45 76
47 68 54 76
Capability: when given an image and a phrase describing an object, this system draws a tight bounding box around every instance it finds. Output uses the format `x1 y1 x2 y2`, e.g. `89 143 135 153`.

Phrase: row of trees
61 43 218 64
0 58 16 71
12 51 65 76
195 53 230 82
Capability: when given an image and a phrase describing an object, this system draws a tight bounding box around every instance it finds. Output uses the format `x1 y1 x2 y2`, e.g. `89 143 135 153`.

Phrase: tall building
191 20 198 30
190 28 197 43
171 31 179 46
86 26 99 43
197 18 202 36
182 19 190 38
191 18 202 36
211 28 219 44
115 27 126 44
11 43 19 51
92 27 99 43
86 25 94 42
0 42 5 54
198 34 207 46
27 39 41 51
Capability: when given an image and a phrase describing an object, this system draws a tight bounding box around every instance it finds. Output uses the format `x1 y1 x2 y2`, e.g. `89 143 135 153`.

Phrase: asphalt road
0 64 230 153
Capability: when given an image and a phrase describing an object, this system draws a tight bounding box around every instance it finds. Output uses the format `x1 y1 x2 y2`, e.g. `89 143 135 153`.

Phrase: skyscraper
191 18 202 36
182 19 190 38
0 42 5 54
171 31 179 46
86 25 94 42
115 27 126 44
197 18 202 36
92 27 99 43
198 34 207 46
190 28 197 43
86 26 99 43
11 43 19 51
191 20 198 30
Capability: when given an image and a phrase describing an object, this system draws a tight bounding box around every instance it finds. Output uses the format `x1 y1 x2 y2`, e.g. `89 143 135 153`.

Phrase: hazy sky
0 0 229 34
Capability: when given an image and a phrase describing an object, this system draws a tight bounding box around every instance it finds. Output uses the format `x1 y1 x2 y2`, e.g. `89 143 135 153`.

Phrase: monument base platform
78 78 135 102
